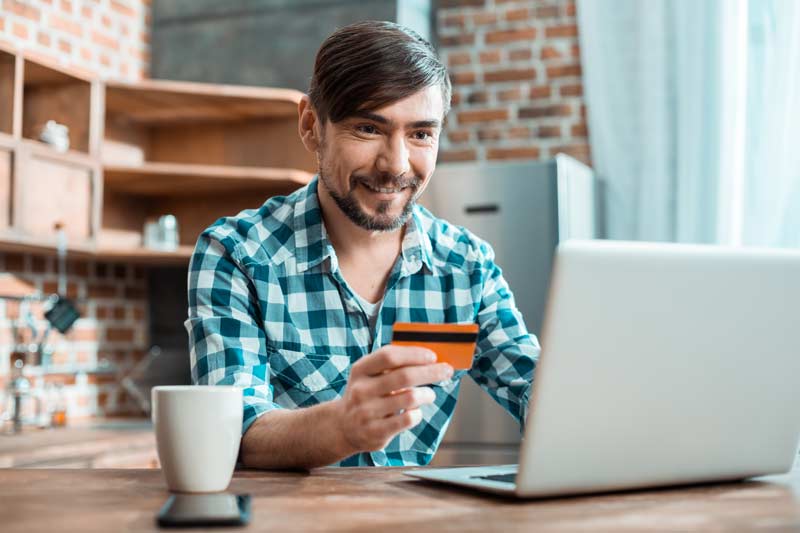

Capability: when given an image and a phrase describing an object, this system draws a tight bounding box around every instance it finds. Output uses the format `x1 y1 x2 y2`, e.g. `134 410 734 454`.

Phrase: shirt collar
293 176 435 275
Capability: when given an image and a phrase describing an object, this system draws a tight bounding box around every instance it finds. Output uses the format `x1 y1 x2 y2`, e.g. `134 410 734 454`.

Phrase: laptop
405 240 800 498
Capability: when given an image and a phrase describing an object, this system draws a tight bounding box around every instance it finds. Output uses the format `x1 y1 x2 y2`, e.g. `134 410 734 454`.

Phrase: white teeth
364 183 404 194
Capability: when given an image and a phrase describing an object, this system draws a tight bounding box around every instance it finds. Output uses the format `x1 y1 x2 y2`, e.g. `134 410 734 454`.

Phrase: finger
365 363 453 397
352 345 436 378
367 407 424 439
361 387 436 419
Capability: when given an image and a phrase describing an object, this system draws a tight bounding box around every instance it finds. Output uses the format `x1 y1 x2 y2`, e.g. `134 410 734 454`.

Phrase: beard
318 159 423 232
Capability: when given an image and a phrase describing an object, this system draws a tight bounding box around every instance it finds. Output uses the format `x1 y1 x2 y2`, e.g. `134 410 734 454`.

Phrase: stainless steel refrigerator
420 155 598 466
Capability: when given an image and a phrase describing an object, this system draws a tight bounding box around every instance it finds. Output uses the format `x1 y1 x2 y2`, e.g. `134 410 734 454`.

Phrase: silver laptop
405 240 800 498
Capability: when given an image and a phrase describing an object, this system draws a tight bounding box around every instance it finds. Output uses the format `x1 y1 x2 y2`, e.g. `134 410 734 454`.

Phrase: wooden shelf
0 46 314 266
94 245 194 265
104 79 302 124
103 162 313 196
0 230 193 265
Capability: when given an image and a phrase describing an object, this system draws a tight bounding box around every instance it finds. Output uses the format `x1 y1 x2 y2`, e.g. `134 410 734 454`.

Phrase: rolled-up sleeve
185 231 282 436
469 241 540 431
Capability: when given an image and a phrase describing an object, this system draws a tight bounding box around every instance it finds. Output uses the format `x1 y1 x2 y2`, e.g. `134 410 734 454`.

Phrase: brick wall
1 1 152 426
0 0 150 79
0 254 150 421
436 0 591 165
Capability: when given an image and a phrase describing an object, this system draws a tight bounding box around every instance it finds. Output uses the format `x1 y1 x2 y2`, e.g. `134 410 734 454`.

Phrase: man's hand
333 345 454 454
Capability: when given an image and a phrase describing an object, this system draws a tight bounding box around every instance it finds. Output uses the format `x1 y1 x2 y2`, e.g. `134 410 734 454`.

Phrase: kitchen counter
0 418 157 468
2 465 800 532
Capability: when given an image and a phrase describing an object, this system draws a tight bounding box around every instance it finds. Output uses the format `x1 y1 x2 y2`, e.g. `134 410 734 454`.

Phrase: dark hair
308 20 451 124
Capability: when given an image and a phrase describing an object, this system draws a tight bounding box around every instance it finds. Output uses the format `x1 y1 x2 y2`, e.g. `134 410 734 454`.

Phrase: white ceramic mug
152 386 243 493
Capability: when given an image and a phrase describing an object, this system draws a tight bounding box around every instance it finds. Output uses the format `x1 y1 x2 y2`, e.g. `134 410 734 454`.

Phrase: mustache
351 173 422 190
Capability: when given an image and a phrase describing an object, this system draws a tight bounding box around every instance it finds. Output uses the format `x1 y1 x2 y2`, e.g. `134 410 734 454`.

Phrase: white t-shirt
353 291 383 334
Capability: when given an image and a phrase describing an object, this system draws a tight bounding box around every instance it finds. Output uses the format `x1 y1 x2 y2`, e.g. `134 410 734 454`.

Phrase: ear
298 95 321 153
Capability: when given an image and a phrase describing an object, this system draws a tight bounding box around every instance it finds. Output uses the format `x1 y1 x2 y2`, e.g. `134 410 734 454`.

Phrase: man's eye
357 125 378 135
413 131 432 141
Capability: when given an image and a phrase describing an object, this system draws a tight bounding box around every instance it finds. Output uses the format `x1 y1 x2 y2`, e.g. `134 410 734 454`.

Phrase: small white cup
152 386 243 493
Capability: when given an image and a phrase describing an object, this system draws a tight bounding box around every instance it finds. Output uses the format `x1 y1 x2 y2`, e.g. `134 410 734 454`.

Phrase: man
186 21 539 469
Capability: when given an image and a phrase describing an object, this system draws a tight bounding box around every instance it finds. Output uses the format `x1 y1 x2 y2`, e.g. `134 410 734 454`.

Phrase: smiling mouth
360 182 408 194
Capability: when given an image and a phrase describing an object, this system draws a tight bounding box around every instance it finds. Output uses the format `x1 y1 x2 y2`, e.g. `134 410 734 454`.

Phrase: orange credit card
391 322 479 370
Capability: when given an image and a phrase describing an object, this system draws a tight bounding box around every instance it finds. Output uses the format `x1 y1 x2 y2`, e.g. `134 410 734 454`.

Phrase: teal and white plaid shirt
185 177 539 466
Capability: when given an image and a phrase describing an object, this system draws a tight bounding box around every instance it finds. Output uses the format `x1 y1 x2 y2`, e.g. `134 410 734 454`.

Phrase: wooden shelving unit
0 42 316 265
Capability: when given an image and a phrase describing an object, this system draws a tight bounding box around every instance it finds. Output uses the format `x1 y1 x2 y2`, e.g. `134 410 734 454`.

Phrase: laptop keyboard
471 473 517 484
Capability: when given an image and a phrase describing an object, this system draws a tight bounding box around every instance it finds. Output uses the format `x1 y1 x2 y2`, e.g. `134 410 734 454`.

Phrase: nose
376 133 411 177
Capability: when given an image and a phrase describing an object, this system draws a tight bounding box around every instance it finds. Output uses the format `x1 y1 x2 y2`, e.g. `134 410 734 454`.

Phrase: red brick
101 14 112 28
549 143 591 164
81 5 93 18
0 18 5 33
535 5 561 18
485 27 536 44
111 0 136 17
441 14 466 28
519 104 572 119
479 50 501 64
60 0 72 13
538 125 562 138
560 83 583 97
541 46 563 60
114 264 127 279
497 87 522 101
96 306 111 320
88 283 119 298
67 260 90 277
6 1 40 21
448 129 471 143
58 39 72 54
4 254 25 272
566 1 577 17
529 85 552 99
571 122 589 137
31 255 49 273
508 126 532 139
448 52 471 67
438 149 477 162
92 30 119 50
80 47 92 61
49 14 83 37
450 71 476 85
545 24 578 38
477 128 503 141
133 307 146 321
505 8 529 21
451 91 462 106
13 22 29 39
473 12 498 25
487 146 541 160
457 108 509 124
508 48 532 61
42 280 79 299
571 43 581 57
440 34 475 47
546 64 582 78
484 68 536 83
467 90 489 104
106 327 134 343
113 306 126 320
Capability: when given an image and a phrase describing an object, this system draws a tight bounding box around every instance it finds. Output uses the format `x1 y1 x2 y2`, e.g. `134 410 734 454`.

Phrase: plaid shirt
185 177 539 467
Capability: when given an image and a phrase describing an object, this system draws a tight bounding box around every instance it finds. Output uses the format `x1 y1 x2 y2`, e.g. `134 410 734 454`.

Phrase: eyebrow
351 111 441 130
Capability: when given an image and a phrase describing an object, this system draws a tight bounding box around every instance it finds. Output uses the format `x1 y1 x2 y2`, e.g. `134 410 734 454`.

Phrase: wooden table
2 465 800 532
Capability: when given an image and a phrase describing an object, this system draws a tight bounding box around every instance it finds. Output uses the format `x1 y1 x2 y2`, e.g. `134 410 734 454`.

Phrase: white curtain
577 0 800 247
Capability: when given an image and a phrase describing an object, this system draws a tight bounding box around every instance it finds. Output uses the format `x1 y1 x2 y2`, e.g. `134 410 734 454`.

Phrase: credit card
391 322 479 370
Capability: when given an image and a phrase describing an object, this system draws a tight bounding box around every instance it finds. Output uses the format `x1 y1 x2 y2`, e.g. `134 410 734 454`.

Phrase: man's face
316 85 444 232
